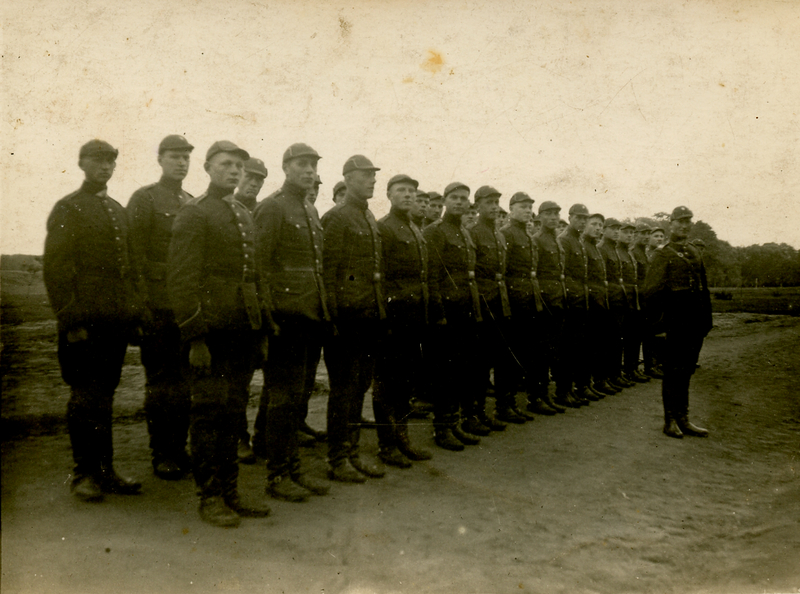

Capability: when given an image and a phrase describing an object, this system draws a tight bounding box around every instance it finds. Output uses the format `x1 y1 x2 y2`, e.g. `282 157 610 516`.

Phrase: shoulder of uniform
427 218 443 228
187 192 208 206
59 187 85 203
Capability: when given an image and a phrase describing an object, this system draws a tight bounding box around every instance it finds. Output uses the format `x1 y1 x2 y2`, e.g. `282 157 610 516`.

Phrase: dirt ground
2 308 799 594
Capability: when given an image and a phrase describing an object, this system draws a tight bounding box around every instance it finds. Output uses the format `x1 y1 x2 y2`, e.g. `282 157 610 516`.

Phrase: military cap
691 238 706 247
79 139 118 159
443 182 470 197
568 203 589 216
474 185 501 201
604 217 622 228
206 140 249 162
671 205 694 221
428 191 443 202
158 134 194 154
620 222 636 231
282 143 321 164
635 223 652 233
509 192 534 206
333 180 346 195
244 158 268 178
651 224 666 234
538 200 561 214
588 213 605 222
416 189 430 198
343 155 380 175
387 173 419 191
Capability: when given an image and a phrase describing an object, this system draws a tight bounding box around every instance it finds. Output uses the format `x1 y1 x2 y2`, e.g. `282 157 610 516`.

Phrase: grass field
711 286 800 316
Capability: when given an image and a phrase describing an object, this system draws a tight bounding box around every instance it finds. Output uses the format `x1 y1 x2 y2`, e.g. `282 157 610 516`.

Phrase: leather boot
617 374 636 387
555 392 581 409
266 474 311 502
478 413 507 431
570 388 590 406
237 440 257 465
291 472 331 495
593 381 616 396
663 414 684 439
607 378 626 392
224 492 272 518
350 455 386 478
434 426 465 451
153 457 184 480
328 458 367 483
378 447 413 468
645 367 664 379
96 467 142 495
496 406 526 424
527 398 557 416
677 415 709 437
71 475 104 502
300 422 327 441
462 415 491 436
452 423 481 445
578 387 601 402
397 423 433 461
199 496 241 528
512 405 537 421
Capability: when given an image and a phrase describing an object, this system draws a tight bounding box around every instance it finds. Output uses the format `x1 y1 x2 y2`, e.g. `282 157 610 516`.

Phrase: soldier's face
509 202 533 223
619 228 634 244
427 200 444 219
569 213 588 233
307 184 320 204
347 169 377 200
671 217 692 240
585 218 603 239
444 189 470 216
650 230 666 246
205 152 244 191
283 157 318 191
463 211 477 229
636 231 651 246
412 193 429 218
333 188 346 204
238 172 265 201
476 196 500 221
539 209 560 230
388 182 416 213
603 226 620 241
158 150 191 181
79 154 116 185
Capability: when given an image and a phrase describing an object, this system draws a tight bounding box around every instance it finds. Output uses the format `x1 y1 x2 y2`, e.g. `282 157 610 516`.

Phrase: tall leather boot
397 420 432 461
675 370 708 437
433 414 465 451
661 373 683 438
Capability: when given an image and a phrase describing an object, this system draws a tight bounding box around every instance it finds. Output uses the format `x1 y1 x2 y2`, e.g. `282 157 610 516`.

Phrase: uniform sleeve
423 224 446 323
167 204 208 341
253 199 283 324
322 210 345 320
43 202 80 331
126 188 154 304
699 255 713 334
642 248 669 308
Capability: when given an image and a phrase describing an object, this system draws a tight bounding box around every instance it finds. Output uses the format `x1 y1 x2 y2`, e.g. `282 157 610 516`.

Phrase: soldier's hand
66 327 89 343
259 335 270 363
189 339 212 372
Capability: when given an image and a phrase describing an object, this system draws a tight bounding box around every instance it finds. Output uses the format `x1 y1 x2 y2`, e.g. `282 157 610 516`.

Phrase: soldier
643 206 711 439
321 155 387 482
581 213 616 396
468 186 523 428
127 134 195 480
411 190 429 228
556 204 595 405
307 174 322 205
647 226 667 260
632 224 661 380
423 191 444 227
44 139 144 502
500 193 562 416
252 143 331 502
332 180 347 204
598 218 633 392
168 140 272 527
691 238 707 255
234 158 268 212
534 202 571 407
373 174 434 467
532 215 542 234
496 207 508 231
618 223 649 383
424 182 484 450
557 218 569 236
463 203 478 230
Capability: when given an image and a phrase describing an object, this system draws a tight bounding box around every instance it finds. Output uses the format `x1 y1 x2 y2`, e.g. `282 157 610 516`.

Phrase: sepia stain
339 17 351 38
421 50 444 74
182 527 189 535
402 76 414 84
145 98 152 108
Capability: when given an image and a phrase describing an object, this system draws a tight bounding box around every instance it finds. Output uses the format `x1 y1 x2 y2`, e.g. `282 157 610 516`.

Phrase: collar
282 181 307 201
81 180 107 196
477 217 495 231
583 235 597 245
604 237 617 247
511 219 527 230
158 176 183 192
390 206 411 223
206 184 232 202
568 226 582 239
443 212 463 226
343 193 368 211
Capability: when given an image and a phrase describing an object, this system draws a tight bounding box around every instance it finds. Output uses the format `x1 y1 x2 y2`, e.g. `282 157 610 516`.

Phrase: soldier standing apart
556 204 595 405
424 183 485 450
500 193 561 416
44 140 144 502
127 135 195 480
252 143 331 502
322 155 387 482
373 174 434 468
643 207 711 439
168 141 271 527
468 186 523 429
617 223 649 383
534 202 571 408
598 218 634 392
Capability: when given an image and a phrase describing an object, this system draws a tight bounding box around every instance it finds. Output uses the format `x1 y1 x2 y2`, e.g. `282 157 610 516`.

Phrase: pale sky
2 0 799 254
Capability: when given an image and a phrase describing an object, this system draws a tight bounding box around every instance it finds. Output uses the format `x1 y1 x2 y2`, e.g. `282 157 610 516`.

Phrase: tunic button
244 254 249 259
242 232 246 237
115 237 121 241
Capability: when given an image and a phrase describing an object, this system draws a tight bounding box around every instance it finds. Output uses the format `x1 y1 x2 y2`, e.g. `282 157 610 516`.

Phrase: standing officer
127 134 194 480
500 193 561 416
598 218 632 391
424 182 484 450
253 143 331 502
322 155 387 482
44 139 144 502
534 202 572 408
235 158 268 212
423 191 444 227
373 174 434 468
468 185 521 429
168 140 271 527
618 223 648 383
643 206 711 439
556 204 594 405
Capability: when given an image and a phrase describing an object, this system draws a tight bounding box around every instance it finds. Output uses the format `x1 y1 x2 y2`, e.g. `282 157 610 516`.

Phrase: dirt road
2 313 799 594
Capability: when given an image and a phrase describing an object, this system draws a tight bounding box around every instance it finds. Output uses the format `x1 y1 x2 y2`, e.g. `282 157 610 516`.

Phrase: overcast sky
2 0 798 254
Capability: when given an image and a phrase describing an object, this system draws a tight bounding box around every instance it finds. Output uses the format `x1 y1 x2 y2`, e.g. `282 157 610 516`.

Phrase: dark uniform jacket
470 217 511 318
598 238 626 309
631 244 649 294
321 197 385 322
617 242 639 310
582 236 609 310
501 219 544 316
558 226 588 310
44 181 143 332
127 177 193 311
253 183 329 324
424 212 481 324
377 207 428 326
533 227 566 312
642 239 712 335
167 184 266 342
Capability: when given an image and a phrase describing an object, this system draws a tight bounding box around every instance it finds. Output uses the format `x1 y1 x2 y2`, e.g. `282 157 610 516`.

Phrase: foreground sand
2 313 799 594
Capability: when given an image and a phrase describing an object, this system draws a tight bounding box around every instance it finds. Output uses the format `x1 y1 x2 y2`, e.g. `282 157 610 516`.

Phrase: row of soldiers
43 135 712 528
